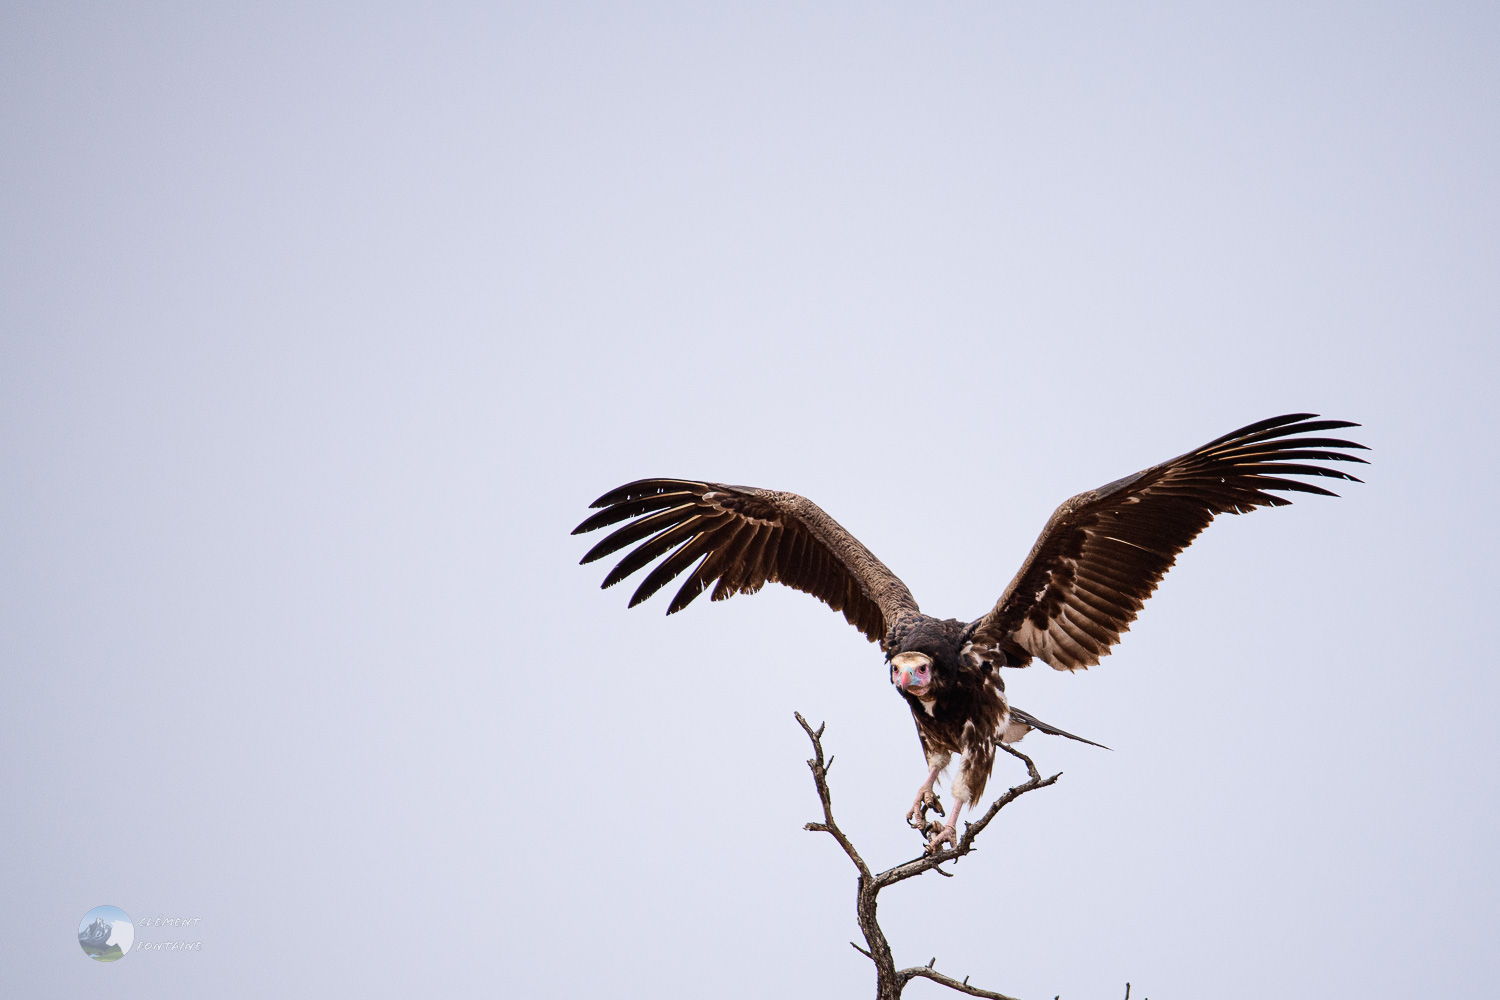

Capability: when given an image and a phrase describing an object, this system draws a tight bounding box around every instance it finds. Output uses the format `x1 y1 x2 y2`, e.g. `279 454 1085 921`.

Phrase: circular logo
78 905 134 962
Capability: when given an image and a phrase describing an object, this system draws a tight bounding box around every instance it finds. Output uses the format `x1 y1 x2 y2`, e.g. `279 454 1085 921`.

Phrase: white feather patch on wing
960 641 1007 672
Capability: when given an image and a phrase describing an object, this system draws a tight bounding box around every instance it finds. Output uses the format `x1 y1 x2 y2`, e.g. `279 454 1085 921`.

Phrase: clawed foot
906 789 945 829
924 822 958 854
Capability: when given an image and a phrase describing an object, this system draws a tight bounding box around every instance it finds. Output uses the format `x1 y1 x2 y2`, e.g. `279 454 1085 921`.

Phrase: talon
925 822 958 854
906 789 944 829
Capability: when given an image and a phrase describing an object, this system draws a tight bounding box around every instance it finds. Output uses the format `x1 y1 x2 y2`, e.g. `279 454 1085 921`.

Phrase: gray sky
3 3 1497 997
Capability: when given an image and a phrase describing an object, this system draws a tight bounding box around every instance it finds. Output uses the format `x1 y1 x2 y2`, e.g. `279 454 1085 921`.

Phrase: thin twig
795 712 871 879
898 964 1024 1000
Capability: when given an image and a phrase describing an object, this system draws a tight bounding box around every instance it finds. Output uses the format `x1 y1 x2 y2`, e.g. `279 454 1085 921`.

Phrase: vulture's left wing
573 479 920 645
966 414 1368 671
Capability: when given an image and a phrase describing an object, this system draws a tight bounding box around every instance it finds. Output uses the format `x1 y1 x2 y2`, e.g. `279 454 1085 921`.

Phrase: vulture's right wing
574 480 921 646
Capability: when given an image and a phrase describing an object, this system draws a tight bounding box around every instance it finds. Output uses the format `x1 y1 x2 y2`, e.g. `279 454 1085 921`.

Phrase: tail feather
1005 707 1110 750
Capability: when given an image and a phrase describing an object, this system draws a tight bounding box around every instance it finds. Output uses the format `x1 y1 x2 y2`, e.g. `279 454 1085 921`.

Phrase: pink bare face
890 652 934 698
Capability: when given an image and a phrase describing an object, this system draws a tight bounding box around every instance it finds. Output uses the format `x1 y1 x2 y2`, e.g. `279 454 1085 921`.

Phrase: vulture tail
1005 707 1111 750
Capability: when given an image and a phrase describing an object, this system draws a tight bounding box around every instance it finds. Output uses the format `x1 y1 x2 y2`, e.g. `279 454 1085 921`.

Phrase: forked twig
795 713 1061 999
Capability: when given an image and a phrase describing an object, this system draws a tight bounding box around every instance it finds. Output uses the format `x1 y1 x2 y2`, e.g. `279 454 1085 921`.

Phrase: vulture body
573 414 1366 851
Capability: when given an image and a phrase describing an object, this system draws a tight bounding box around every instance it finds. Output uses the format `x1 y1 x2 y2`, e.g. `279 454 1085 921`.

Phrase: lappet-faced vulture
573 414 1366 852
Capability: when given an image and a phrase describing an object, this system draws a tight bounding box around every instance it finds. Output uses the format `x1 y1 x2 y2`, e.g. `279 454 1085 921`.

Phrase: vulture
573 414 1366 852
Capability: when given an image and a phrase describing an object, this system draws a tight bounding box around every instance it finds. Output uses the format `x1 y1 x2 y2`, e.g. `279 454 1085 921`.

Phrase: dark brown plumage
966 414 1369 670
573 414 1367 850
574 483 918 642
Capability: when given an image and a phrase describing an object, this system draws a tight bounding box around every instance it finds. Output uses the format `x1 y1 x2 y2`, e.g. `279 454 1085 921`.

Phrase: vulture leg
926 741 993 853
906 755 949 829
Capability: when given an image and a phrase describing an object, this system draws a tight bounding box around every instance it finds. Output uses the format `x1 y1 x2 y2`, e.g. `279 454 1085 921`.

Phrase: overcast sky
3 3 1497 998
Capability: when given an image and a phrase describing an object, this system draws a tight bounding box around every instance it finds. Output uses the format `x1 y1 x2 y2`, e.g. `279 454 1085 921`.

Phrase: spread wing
573 479 920 645
967 414 1368 671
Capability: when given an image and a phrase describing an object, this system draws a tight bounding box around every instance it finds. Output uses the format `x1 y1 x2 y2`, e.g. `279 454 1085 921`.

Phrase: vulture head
890 651 935 697
889 619 971 699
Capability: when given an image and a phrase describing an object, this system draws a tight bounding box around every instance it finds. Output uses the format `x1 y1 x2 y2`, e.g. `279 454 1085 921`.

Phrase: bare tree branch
874 743 1061 891
796 713 871 880
900 964 1023 1000
795 713 1062 999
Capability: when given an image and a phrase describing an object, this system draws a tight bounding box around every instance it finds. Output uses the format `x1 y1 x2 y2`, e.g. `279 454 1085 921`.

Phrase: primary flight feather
573 414 1367 852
